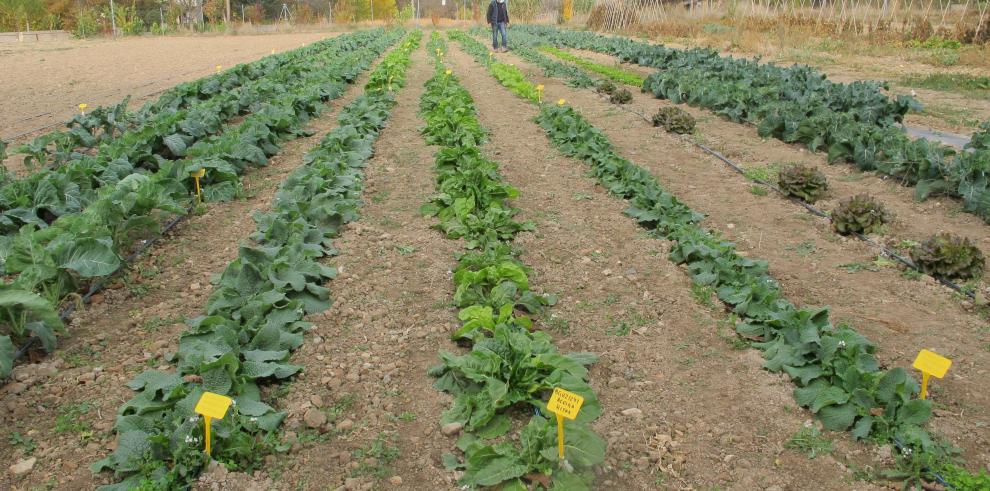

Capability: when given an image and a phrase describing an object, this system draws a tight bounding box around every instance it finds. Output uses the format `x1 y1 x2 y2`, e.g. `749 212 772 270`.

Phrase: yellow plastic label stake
190 168 206 202
194 392 233 455
557 98 566 106
536 84 545 103
78 103 88 116
547 387 584 460
912 349 952 400
216 64 222 73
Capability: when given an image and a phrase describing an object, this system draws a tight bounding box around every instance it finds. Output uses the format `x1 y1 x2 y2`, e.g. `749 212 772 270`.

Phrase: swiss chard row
450 30 990 489
0 29 404 380
420 33 605 490
516 25 990 226
90 30 421 490
0 30 388 237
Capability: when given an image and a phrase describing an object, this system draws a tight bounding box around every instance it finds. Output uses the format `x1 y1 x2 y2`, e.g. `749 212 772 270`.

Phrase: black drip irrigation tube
7 206 192 374
605 98 977 301
576 83 967 491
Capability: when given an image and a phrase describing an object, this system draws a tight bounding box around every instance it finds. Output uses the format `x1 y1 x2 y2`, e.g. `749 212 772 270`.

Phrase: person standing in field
487 0 510 52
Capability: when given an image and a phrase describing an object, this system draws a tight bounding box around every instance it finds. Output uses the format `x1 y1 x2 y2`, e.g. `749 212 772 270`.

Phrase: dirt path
0 55 380 491
269 47 463 491
444 44 888 490
0 31 340 141
541 44 990 284
563 47 990 217
489 45 990 472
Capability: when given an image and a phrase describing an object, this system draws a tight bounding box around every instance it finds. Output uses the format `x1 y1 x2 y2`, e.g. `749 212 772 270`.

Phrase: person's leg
498 22 508 51
492 24 499 49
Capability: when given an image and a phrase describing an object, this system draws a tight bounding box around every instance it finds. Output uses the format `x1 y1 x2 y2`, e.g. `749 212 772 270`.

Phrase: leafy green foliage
0 29 403 373
468 24 989 489
651 106 696 134
910 233 985 280
514 26 990 226
539 45 644 88
832 194 890 235
777 164 829 203
967 121 990 151
90 30 420 490
426 32 604 489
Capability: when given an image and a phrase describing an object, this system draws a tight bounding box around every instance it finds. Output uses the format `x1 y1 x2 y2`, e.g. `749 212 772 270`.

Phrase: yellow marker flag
547 387 584 460
194 392 233 455
190 168 206 202
912 349 951 400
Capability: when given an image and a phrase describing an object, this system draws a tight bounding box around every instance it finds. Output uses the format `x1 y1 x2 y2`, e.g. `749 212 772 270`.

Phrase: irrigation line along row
599 95 978 300
8 206 193 370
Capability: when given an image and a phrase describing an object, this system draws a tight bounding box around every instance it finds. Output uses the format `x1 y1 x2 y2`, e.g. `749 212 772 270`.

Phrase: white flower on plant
250 417 258 422
838 340 847 348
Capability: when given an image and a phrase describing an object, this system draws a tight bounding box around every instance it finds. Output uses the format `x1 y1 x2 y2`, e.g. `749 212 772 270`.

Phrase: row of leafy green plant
486 33 985 284
449 30 990 490
420 32 605 490
0 31 389 237
516 25 990 228
6 37 333 176
538 46 644 87
0 29 404 380
89 30 421 490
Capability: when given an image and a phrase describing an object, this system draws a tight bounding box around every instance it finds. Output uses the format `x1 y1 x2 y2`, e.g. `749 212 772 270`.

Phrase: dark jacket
486 1 509 25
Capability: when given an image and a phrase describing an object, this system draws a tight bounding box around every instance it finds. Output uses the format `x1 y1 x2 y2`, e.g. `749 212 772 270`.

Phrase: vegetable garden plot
419 33 605 489
491 32 990 297
0 30 404 380
450 31 990 490
90 31 420 490
516 25 990 229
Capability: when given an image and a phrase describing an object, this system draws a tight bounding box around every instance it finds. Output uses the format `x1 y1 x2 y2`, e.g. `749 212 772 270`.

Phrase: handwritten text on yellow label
547 387 584 420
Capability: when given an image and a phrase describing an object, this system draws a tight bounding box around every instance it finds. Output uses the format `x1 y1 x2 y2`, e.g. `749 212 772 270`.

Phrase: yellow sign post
194 392 233 455
912 349 952 400
216 65 222 73
536 85 545 103
190 169 206 202
78 103 88 116
547 387 584 460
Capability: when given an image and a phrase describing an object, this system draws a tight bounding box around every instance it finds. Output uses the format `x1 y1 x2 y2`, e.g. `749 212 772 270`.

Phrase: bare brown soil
2 33 987 491
0 58 376 491
491 44 990 475
563 45 990 279
0 31 339 142
441 45 888 490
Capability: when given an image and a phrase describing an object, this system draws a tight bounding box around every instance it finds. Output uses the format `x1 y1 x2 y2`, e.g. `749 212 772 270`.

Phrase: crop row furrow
0 29 404 380
449 30 990 489
419 32 605 489
90 31 421 490
515 25 990 228
1 31 385 235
